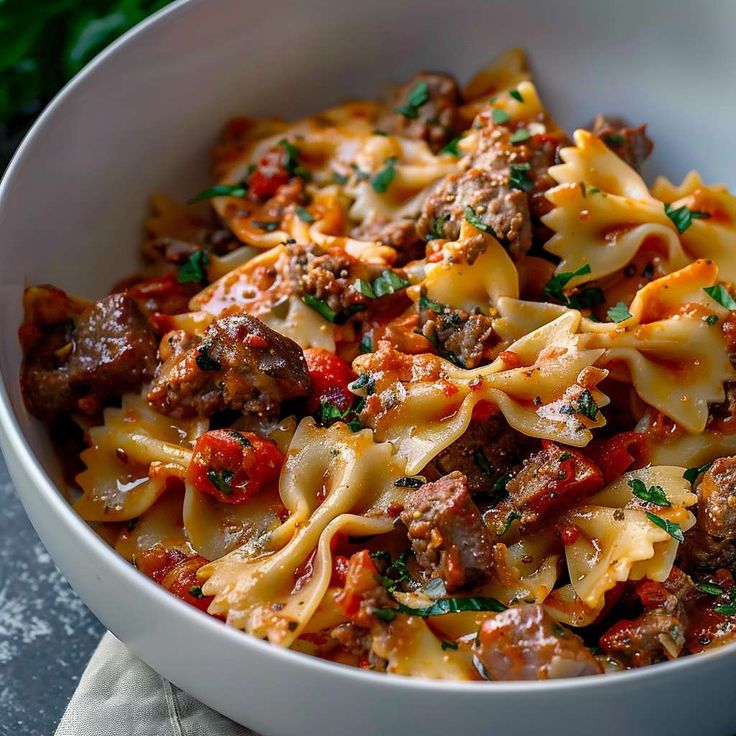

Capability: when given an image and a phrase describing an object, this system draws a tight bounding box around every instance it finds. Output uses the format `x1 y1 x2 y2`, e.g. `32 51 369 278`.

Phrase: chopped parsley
574 389 599 420
371 156 398 194
463 205 494 234
498 510 521 536
227 430 252 449
704 284 736 310
628 478 671 507
706 314 720 325
474 448 493 476
357 269 410 298
440 640 459 651
426 214 449 240
294 205 314 223
319 399 362 432
359 333 373 354
394 476 426 488
543 264 603 310
278 138 309 179
603 133 625 147
206 468 234 495
559 452 573 461
683 462 712 484
491 108 511 125
419 294 446 314
510 128 531 144
377 550 413 594
351 373 375 394
395 81 430 119
195 345 221 372
376 596 506 621
332 171 349 185
300 294 365 324
509 89 524 102
177 249 210 284
492 474 510 496
664 202 710 234
696 582 724 596
440 136 462 156
189 585 205 599
645 512 684 543
508 162 534 192
191 183 247 201
714 602 736 617
251 220 280 232
607 301 632 323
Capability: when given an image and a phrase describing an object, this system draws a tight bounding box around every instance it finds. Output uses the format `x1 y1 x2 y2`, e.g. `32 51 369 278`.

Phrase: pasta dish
18 49 736 680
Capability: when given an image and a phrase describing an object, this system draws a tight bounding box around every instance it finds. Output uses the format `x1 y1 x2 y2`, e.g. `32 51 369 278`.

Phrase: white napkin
55 632 258 736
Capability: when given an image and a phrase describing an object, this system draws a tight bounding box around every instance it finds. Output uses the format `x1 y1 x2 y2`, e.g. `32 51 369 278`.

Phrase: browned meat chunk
382 72 460 153
696 457 736 539
399 472 493 591
351 217 425 265
147 312 310 418
21 290 157 419
506 442 604 527
474 604 602 680
417 295 493 369
416 112 567 258
287 242 387 319
427 415 536 494
681 526 736 571
590 114 654 171
599 609 685 667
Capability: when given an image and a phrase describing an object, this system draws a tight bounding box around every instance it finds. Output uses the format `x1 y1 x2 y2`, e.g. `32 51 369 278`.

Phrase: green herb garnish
464 205 494 234
377 596 507 621
332 171 349 185
227 430 252 449
664 203 711 234
394 476 426 488
645 512 684 543
251 220 280 232
440 640 459 650
498 510 521 536
278 138 309 178
492 474 510 495
359 333 373 354
574 389 599 420
195 345 221 372
440 136 462 156
373 270 410 297
704 285 736 310
189 585 205 599
628 478 671 507
706 314 719 325
177 249 210 284
294 206 314 223
607 301 632 323
419 294 446 314
509 89 524 102
509 162 534 192
372 156 398 194
191 183 247 201
510 128 531 144
474 448 493 476
683 462 712 484
206 468 234 495
543 264 601 308
395 81 430 119
696 582 724 596
426 214 450 240
491 108 511 125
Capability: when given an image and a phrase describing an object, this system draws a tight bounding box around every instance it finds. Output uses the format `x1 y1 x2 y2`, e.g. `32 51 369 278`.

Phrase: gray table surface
0 448 105 736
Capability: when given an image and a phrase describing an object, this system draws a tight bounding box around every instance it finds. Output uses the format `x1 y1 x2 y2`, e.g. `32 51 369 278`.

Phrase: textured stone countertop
0 450 105 736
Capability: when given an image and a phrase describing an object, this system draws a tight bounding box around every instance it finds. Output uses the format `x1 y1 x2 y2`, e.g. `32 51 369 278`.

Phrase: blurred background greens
0 0 174 162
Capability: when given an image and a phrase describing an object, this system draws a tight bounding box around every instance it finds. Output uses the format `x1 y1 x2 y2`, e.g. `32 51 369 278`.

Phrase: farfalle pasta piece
420 220 519 314
198 420 406 645
355 311 608 475
74 394 207 522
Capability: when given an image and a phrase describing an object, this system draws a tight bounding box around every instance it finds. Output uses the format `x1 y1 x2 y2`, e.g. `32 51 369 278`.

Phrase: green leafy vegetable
251 220 280 232
426 214 449 240
696 582 724 596
395 81 430 118
645 512 684 543
714 602 736 617
227 430 252 449
492 474 510 495
440 640 459 650
574 389 599 420
704 285 736 310
440 136 462 156
542 264 601 309
177 249 209 284
509 89 524 102
359 333 373 354
371 156 398 193
419 294 446 314
491 108 511 125
664 202 711 234
394 476 426 488
498 510 521 536
464 205 494 234
206 468 234 495
474 448 493 476
191 183 247 201
508 162 534 192
376 596 507 621
301 295 365 324
603 133 625 147
278 138 309 178
373 269 409 297
351 373 375 394
706 314 719 325
189 585 205 599
607 301 632 323
294 205 314 223
628 478 671 507
683 462 712 484
510 128 531 144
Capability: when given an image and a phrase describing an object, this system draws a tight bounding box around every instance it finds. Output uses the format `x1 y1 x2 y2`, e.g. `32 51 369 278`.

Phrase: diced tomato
636 580 671 609
336 550 379 622
303 348 357 414
187 429 284 504
136 547 214 613
123 271 198 317
472 399 498 421
585 431 649 484
248 147 290 200
498 350 523 369
560 524 580 546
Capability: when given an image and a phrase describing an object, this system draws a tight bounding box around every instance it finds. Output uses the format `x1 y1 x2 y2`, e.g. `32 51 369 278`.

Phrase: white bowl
2 1 736 734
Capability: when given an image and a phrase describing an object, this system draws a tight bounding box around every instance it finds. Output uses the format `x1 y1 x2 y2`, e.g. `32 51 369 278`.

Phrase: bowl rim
1 0 734 695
